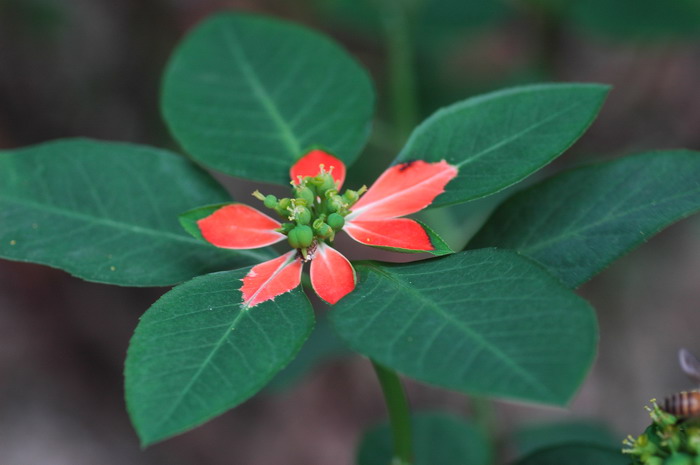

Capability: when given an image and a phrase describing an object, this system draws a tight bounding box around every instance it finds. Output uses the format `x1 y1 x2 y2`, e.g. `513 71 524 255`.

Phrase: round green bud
279 222 295 234
288 225 313 249
327 195 345 213
311 173 336 193
295 206 312 225
342 189 359 205
296 186 315 206
327 212 345 230
313 222 333 239
263 195 278 209
275 198 291 216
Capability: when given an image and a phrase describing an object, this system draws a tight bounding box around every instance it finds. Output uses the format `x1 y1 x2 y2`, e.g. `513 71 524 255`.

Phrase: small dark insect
662 348 700 418
397 160 418 172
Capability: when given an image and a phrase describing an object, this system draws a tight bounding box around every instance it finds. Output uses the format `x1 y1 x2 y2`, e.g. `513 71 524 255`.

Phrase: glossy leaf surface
469 151 700 288
515 444 628 465
162 13 374 184
0 139 272 286
267 314 348 392
125 268 314 445
357 412 491 465
394 84 609 207
330 249 597 405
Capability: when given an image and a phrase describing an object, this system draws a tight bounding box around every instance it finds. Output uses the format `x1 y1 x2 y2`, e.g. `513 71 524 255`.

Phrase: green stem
372 360 413 465
470 395 497 460
381 0 419 145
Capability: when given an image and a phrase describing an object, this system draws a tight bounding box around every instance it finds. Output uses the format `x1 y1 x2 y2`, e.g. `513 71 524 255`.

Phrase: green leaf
267 312 349 392
357 412 491 465
514 444 628 465
468 151 700 288
178 203 230 241
394 83 609 208
0 139 273 286
515 420 618 457
125 268 314 445
162 13 374 184
567 0 700 40
329 249 597 405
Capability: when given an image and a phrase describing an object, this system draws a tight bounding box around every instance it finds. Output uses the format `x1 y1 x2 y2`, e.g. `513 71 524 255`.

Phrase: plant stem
381 0 419 145
371 360 413 465
470 395 497 459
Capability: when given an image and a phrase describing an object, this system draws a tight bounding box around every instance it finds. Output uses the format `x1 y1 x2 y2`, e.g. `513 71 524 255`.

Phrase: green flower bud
311 173 336 193
275 198 291 216
263 194 278 209
327 195 345 213
313 221 333 239
287 225 313 249
295 206 312 225
296 186 316 206
327 212 345 230
278 222 295 234
342 189 359 205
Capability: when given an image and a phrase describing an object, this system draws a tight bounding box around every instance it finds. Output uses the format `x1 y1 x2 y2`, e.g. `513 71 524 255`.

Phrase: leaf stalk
371 360 413 465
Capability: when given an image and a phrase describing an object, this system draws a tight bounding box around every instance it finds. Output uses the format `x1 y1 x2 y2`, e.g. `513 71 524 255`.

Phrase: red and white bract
343 218 433 251
290 149 346 188
347 160 457 220
310 242 356 305
198 204 285 249
196 149 458 308
240 251 303 308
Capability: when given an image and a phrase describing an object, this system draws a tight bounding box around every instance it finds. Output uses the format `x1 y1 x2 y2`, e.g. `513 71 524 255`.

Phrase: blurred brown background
1 0 700 464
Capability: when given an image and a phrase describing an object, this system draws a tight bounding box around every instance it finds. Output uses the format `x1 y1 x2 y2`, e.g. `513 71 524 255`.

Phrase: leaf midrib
362 263 557 399
519 184 700 255
1 194 270 260
222 26 301 158
453 99 587 169
147 306 248 439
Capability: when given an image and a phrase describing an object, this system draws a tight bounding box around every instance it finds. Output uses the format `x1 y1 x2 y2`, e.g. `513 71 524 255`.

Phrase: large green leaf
267 312 349 392
356 412 491 465
329 249 597 405
162 13 374 184
394 83 609 207
0 139 272 286
125 268 314 445
468 151 700 288
514 444 628 465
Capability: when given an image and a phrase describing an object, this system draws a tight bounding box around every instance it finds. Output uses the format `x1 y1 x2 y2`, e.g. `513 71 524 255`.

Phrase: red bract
196 150 458 307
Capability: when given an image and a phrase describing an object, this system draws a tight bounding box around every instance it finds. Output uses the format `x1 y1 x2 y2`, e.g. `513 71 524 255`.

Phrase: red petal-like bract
310 243 356 305
241 251 303 308
348 160 457 220
344 218 434 251
198 204 285 249
290 149 346 189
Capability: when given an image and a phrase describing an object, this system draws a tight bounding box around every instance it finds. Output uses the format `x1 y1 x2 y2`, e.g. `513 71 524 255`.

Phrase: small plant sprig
624 400 700 465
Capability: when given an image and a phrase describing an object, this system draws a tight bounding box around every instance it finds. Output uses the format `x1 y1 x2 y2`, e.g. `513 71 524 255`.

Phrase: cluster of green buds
252 165 366 259
623 400 700 465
